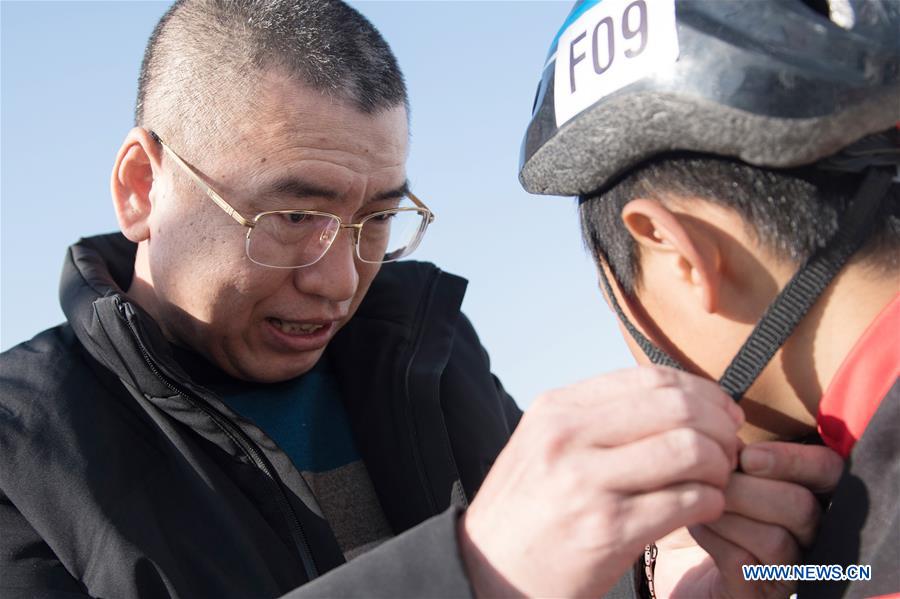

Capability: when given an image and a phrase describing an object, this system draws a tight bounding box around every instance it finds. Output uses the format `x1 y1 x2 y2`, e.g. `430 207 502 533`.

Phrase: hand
457 366 744 598
652 441 844 599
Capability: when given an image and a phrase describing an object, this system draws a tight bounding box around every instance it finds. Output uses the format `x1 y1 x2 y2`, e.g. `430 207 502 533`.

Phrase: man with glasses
0 1 524 596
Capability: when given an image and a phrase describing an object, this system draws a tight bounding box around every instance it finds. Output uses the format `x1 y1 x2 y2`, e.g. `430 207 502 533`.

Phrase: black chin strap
596 262 684 370
598 167 895 401
718 168 894 401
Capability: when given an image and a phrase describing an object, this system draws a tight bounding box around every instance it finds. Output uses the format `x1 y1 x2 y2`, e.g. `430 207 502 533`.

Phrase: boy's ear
111 127 163 243
621 198 721 313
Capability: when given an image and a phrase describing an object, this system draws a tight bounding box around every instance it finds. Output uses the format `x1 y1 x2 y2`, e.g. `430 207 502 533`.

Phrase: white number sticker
554 0 679 126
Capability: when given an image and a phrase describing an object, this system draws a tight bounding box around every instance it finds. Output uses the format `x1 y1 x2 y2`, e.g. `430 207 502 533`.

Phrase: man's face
142 73 409 382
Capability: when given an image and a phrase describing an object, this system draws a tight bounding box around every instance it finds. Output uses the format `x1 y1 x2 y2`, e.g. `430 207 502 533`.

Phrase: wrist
456 509 524 599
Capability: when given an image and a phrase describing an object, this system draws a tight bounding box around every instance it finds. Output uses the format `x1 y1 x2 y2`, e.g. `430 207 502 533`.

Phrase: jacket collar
60 233 179 397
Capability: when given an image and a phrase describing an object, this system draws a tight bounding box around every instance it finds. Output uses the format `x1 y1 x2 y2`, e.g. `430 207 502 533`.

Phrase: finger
724 473 821 547
544 366 744 424
705 513 800 568
689 524 797 599
619 483 725 549
577 385 743 457
689 525 764 599
688 524 755 585
593 428 734 492
740 442 844 493
539 371 743 456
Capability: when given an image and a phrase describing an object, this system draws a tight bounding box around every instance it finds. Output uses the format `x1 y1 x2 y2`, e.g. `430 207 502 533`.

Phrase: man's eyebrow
264 178 340 200
262 178 410 204
371 180 410 203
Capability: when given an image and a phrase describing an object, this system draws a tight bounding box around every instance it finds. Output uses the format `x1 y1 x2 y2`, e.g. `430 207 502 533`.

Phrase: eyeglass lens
247 209 428 268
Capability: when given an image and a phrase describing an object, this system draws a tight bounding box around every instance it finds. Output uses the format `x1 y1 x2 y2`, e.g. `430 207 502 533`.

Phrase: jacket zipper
114 297 320 582
401 268 442 515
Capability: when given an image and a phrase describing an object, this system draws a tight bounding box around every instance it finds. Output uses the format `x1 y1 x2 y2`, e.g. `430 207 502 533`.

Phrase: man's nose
292 227 359 303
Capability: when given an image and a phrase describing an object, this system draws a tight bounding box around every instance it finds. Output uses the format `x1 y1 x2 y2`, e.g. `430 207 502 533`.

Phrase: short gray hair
135 0 407 147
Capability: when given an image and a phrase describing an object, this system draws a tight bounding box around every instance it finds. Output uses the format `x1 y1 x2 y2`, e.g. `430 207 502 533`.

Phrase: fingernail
729 402 745 426
741 447 773 474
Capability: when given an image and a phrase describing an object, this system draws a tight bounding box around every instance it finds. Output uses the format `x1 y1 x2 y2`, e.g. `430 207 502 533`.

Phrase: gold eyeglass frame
149 130 435 269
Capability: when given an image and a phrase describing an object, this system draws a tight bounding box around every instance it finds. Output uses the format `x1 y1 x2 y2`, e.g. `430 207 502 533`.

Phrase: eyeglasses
149 131 435 269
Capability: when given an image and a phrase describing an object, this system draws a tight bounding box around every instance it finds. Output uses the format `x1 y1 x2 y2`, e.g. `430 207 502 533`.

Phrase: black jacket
0 233 521 598
797 380 899 599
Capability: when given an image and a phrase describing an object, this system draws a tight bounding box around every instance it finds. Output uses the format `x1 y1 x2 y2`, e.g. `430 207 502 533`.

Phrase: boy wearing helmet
518 0 899 597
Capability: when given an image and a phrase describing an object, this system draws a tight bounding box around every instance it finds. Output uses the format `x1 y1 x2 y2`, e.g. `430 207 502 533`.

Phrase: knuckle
660 388 694 425
552 460 587 497
700 491 726 522
793 488 821 524
532 389 558 410
814 447 844 489
681 485 725 522
668 431 733 487
515 410 576 470
824 447 845 472
765 526 798 561
638 365 676 390
516 407 542 435
538 420 578 461
798 503 822 543
669 428 705 464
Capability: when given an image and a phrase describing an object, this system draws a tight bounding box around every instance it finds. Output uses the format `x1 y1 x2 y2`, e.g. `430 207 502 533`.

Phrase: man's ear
621 198 721 313
110 127 163 243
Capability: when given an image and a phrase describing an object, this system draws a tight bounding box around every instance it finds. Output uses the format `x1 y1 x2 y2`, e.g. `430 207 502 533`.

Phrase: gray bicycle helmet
518 0 899 404
519 0 900 196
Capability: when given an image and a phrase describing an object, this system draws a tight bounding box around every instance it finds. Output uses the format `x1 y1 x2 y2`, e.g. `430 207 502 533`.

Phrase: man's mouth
266 317 327 336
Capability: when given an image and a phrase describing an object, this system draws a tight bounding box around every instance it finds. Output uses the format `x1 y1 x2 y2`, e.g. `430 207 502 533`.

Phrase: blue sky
0 1 634 407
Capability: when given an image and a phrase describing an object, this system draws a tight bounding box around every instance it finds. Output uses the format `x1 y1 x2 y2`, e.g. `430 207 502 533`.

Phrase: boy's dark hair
579 155 900 294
